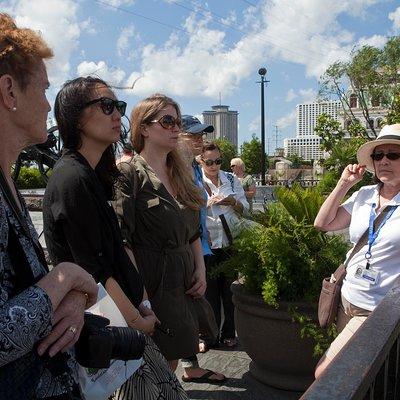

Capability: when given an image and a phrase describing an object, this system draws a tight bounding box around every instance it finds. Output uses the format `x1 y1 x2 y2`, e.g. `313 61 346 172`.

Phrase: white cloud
277 110 296 129
389 7 400 31
80 17 97 35
77 61 126 86
122 0 383 98
285 89 297 102
117 25 137 58
5 0 80 88
357 34 387 48
299 88 317 103
248 115 261 133
105 0 135 6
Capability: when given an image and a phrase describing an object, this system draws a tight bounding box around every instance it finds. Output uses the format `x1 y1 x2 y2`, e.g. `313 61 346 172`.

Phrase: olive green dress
113 155 200 361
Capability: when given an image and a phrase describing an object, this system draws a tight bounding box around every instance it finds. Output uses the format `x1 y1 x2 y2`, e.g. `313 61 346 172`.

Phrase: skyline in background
2 0 400 152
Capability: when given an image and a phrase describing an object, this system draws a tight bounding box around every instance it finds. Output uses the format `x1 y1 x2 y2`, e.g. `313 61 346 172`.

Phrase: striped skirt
111 336 188 400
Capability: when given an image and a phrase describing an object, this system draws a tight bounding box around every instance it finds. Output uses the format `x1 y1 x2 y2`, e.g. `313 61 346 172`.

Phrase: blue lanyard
365 203 397 261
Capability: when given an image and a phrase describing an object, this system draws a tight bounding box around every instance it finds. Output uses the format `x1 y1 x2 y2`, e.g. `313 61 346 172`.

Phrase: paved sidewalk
176 345 302 400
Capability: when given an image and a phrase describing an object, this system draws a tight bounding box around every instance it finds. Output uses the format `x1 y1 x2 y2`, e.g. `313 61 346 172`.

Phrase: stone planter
231 281 318 392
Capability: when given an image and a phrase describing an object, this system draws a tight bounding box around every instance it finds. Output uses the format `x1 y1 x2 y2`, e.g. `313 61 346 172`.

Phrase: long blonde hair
131 93 204 210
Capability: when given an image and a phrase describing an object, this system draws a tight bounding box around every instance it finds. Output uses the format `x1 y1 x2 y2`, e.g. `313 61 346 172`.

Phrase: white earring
11 107 17 112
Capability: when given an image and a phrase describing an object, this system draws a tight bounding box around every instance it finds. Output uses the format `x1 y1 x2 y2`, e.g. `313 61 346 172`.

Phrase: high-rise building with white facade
283 100 341 161
202 105 238 148
296 101 341 137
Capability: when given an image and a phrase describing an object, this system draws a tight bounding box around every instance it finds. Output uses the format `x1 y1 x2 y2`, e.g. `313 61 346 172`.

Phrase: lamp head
258 67 267 76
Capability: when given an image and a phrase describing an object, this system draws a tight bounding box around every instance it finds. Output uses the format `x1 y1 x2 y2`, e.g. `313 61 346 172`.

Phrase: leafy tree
386 94 400 124
314 114 344 152
214 138 237 171
286 154 304 168
239 134 264 175
319 36 400 138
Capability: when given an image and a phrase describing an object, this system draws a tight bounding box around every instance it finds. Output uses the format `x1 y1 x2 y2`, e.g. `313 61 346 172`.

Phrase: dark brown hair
54 76 119 199
201 141 221 155
0 13 53 89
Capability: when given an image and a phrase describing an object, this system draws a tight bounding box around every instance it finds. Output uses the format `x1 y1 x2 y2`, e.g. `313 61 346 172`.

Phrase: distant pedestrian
230 157 256 212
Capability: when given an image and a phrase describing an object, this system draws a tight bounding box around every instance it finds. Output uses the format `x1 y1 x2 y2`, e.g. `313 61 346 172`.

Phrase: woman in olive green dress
113 94 206 371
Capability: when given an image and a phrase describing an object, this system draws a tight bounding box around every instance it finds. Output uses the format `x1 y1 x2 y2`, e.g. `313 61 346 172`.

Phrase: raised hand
340 164 366 186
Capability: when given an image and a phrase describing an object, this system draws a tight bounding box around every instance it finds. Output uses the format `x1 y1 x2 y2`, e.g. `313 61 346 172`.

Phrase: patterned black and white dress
0 191 76 399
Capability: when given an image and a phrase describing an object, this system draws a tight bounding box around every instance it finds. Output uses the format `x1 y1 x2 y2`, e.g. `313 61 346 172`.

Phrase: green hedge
15 166 47 189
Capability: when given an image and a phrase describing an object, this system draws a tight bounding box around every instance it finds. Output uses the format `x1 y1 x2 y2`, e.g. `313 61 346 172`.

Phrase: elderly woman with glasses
43 81 188 399
113 93 207 375
200 141 249 348
314 124 400 378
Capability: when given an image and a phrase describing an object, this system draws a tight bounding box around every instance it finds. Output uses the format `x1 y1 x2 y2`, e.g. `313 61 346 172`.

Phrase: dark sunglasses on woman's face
370 152 400 161
202 158 223 166
84 97 127 116
150 114 182 130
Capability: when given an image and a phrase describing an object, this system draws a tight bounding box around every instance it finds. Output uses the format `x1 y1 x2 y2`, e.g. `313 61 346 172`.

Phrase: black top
43 150 144 307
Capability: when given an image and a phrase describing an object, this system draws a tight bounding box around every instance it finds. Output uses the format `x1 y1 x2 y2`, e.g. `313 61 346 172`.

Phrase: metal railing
301 277 400 400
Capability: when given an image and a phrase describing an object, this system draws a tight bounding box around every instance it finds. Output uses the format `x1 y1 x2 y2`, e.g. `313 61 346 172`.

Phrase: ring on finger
68 325 77 335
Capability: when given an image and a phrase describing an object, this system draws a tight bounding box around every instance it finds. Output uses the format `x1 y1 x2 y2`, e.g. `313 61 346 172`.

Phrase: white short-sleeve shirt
202 170 249 249
341 184 400 311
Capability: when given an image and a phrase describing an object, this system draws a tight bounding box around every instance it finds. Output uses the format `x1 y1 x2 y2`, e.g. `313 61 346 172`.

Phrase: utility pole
274 125 280 153
257 67 269 185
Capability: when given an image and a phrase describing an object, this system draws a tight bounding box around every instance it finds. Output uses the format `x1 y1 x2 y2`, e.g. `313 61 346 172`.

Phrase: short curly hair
0 13 53 90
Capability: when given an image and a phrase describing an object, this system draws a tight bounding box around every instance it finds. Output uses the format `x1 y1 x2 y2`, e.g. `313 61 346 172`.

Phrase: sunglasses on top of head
370 152 400 161
149 114 182 130
202 158 223 166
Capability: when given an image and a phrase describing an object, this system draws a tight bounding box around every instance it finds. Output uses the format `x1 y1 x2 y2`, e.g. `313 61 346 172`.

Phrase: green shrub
224 184 350 307
15 166 47 189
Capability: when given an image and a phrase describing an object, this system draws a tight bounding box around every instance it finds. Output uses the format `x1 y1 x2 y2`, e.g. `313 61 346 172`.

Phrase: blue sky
3 0 400 152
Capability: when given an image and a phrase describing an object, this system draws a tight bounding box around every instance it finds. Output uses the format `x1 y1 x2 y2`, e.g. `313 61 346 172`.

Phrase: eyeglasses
150 114 182 130
230 164 237 169
202 158 223 166
370 152 400 161
84 97 127 116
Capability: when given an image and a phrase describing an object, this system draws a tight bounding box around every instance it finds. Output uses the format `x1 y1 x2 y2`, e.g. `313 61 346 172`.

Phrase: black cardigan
43 150 144 307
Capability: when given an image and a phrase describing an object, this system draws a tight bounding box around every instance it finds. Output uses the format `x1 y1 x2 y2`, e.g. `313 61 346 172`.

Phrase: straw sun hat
357 123 400 172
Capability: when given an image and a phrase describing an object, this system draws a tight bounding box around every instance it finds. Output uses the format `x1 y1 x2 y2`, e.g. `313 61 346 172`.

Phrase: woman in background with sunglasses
314 123 400 378
43 78 188 400
113 93 207 373
200 141 249 348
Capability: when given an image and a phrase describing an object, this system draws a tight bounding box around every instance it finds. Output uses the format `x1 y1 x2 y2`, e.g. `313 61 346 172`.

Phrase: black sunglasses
370 152 400 161
202 158 223 166
84 97 127 116
150 114 182 130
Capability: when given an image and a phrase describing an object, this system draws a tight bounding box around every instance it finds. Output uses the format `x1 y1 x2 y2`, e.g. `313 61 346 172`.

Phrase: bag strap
219 214 233 246
344 205 396 268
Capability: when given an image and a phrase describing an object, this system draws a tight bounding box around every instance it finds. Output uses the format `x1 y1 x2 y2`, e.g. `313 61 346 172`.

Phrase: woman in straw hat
314 123 400 378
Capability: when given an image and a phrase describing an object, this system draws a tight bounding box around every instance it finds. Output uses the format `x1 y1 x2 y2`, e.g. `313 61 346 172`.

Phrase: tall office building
202 105 238 148
283 100 341 161
296 101 341 137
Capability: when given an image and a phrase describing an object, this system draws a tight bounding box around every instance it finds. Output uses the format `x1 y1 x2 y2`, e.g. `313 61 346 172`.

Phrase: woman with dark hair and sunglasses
42 78 188 399
314 124 400 378
199 141 249 348
113 93 210 377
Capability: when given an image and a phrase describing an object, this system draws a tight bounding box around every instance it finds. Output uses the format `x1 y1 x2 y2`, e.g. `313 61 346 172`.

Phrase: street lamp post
258 67 269 185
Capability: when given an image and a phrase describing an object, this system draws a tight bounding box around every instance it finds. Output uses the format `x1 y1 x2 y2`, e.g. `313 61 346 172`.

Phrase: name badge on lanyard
354 203 397 285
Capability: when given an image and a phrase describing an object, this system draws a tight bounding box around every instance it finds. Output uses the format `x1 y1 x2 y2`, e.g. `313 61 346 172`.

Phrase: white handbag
78 284 143 400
